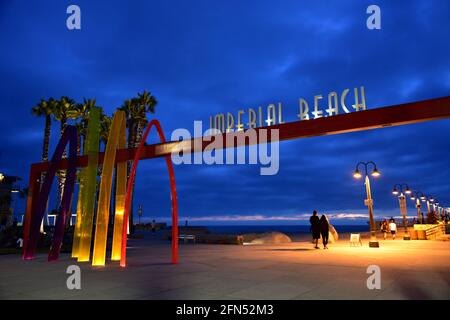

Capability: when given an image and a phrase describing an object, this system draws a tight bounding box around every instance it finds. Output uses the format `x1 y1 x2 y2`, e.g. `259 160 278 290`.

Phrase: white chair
350 233 363 247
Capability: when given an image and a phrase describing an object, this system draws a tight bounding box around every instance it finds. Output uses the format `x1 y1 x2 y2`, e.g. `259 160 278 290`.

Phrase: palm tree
119 98 141 233
119 91 158 233
95 111 112 180
31 98 57 225
31 98 56 164
53 96 77 137
119 99 140 150
134 90 157 147
74 98 99 155
92 111 111 188
119 91 158 149
73 99 102 192
118 99 139 233
99 111 112 150
52 96 77 206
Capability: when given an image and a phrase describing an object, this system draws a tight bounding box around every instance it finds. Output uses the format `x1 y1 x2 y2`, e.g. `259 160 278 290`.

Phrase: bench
179 234 196 243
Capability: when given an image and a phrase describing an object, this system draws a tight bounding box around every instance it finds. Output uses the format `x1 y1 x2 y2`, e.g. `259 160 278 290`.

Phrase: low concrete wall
413 224 446 240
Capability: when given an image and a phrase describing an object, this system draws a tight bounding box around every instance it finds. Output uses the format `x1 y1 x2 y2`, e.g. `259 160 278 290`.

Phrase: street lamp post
426 195 435 223
353 161 381 248
434 200 439 212
434 200 442 222
391 184 411 240
410 191 425 224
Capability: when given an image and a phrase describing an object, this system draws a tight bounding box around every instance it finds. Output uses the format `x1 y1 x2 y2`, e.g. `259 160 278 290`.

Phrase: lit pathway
1 233 449 299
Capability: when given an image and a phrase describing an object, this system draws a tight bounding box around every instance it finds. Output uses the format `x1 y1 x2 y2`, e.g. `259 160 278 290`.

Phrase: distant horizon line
137 212 415 225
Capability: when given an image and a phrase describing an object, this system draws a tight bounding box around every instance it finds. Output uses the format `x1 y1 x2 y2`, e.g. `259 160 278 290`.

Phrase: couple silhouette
309 210 330 249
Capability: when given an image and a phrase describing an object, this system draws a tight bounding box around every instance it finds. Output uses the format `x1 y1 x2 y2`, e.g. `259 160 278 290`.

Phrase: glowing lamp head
405 187 412 195
410 195 415 200
0 173 4 182
429 197 434 202
392 188 399 195
353 170 362 179
371 168 381 177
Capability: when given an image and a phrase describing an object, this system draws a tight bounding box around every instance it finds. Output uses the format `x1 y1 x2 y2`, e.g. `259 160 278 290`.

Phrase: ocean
203 225 369 235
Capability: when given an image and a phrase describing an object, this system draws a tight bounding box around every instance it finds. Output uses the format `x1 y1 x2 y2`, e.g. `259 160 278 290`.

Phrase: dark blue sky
1 1 449 225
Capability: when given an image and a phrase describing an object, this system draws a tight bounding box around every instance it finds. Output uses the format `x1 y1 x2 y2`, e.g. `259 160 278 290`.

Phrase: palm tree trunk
81 134 86 155
126 120 137 234
76 132 81 156
131 121 146 232
57 118 67 207
126 120 136 175
40 115 51 187
127 120 136 149
43 115 51 161
135 122 144 147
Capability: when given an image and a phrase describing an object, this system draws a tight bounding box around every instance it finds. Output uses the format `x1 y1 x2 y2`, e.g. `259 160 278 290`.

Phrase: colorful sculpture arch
72 107 100 261
92 110 127 266
22 125 78 261
120 119 179 267
22 111 178 267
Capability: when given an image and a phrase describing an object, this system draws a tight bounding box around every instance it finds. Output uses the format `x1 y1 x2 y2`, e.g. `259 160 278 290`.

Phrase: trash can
417 230 427 240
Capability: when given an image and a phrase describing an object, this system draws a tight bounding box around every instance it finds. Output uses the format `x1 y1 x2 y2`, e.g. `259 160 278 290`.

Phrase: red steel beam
30 95 450 172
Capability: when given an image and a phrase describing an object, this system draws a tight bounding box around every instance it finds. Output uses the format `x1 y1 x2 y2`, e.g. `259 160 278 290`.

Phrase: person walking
309 210 321 249
389 219 397 240
319 214 330 249
380 219 389 240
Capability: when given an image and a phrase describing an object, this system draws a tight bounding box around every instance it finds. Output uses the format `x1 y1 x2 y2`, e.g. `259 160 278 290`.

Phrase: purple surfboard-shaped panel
24 125 78 260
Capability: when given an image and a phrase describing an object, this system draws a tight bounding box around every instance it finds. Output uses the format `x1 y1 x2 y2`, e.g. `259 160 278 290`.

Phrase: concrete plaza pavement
0 232 449 299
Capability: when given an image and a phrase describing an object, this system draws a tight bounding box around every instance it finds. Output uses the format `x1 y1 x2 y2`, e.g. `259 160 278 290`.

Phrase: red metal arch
120 119 178 267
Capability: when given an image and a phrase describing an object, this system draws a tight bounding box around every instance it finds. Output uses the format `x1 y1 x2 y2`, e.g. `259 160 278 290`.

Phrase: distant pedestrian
151 219 156 233
389 220 397 239
319 214 330 249
380 219 389 240
309 210 320 249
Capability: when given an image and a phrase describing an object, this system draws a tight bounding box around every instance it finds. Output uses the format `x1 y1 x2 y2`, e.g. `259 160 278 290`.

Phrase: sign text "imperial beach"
209 87 367 132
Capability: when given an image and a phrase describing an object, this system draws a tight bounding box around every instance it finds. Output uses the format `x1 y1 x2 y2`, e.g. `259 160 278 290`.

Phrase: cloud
1 0 450 223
